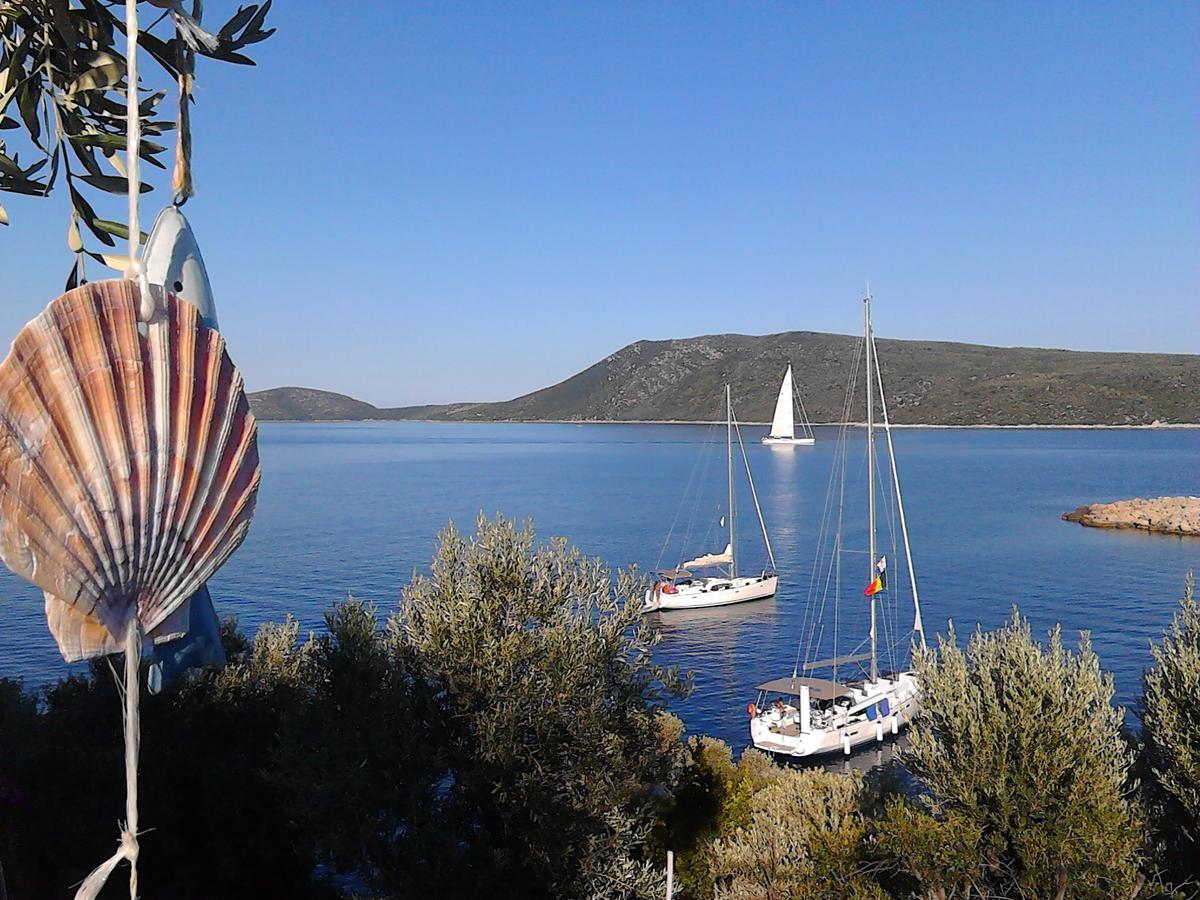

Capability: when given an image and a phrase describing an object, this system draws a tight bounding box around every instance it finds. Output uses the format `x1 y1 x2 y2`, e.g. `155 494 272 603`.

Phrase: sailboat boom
733 415 777 572
871 333 926 647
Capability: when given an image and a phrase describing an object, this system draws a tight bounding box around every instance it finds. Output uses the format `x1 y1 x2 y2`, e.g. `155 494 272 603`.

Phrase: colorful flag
864 555 888 596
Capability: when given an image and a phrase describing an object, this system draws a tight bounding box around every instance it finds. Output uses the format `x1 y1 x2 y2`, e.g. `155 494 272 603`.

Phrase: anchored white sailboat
761 364 815 446
644 385 778 612
749 292 926 758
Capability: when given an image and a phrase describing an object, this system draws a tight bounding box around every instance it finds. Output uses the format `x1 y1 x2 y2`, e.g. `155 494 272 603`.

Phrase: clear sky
2 1 1197 406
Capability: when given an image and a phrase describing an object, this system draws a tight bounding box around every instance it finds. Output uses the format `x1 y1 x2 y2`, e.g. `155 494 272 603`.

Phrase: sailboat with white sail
761 364 815 446
644 385 778 612
748 292 926 757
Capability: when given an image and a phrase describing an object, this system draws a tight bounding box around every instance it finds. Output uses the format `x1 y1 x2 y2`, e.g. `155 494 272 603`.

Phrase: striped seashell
0 279 260 660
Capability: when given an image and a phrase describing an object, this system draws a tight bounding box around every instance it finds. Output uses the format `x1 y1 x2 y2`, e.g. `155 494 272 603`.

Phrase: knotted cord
76 4 148 896
75 620 142 899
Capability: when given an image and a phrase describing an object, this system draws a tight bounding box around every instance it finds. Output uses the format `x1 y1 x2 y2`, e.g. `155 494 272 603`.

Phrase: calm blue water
0 423 1196 748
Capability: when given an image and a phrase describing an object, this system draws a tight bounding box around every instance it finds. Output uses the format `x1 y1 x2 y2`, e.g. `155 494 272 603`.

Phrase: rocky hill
250 332 1200 426
248 387 381 421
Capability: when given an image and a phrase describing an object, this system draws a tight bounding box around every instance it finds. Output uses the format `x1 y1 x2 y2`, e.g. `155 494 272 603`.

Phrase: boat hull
644 574 777 612
749 673 920 758
762 436 815 446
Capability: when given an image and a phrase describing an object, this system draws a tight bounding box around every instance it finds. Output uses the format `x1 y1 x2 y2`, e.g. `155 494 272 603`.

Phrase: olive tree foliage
1141 572 1200 877
871 797 983 900
657 738 882 900
0 616 342 898
398 514 690 900
707 765 884 900
886 610 1145 899
659 738 786 898
0 0 272 282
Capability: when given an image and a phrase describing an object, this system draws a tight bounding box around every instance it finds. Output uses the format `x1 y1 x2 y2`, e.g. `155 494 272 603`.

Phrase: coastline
256 418 1200 429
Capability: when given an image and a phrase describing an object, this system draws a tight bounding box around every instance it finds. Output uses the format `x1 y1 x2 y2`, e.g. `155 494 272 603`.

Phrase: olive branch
0 1 273 285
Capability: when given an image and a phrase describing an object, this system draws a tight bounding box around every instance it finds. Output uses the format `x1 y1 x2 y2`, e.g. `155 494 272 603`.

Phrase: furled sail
769 366 795 439
682 544 734 568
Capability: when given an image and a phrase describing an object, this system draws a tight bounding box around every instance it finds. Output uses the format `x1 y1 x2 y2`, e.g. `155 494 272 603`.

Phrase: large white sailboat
748 293 926 757
644 385 778 612
761 364 815 446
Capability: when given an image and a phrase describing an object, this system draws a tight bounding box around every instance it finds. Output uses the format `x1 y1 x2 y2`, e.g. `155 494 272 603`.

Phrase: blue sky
2 1 1197 406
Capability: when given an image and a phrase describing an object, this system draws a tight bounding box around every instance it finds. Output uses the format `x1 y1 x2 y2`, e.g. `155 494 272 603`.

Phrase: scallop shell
0 279 260 659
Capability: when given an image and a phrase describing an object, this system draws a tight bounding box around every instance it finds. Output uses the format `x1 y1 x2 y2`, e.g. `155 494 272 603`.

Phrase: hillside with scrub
251 331 1200 426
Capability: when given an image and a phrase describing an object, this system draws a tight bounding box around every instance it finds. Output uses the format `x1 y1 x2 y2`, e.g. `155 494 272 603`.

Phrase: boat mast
865 293 878 683
727 383 736 578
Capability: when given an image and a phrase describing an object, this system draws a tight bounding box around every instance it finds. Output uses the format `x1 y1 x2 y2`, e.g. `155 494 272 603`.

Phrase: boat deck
754 738 796 754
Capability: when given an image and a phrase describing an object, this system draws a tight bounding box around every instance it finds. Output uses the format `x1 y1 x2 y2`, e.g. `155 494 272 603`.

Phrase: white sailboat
748 292 926 758
761 364 815 446
644 385 779 612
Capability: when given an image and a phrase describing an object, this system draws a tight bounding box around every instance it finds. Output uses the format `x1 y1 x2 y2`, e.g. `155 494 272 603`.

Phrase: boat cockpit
750 673 909 736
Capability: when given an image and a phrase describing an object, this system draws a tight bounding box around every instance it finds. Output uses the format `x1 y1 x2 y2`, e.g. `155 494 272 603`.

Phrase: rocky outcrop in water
1062 496 1200 536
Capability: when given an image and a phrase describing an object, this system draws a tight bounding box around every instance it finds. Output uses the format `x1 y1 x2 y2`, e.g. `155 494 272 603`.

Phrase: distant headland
248 330 1199 427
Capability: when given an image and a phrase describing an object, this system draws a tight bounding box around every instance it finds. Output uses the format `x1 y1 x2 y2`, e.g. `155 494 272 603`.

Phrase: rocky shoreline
1062 496 1200 537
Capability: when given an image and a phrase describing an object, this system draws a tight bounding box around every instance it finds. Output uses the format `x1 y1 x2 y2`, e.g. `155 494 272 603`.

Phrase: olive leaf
0 0 273 264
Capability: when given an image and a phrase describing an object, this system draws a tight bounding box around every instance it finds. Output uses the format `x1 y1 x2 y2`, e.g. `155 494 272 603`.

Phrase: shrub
658 738 782 896
706 765 883 900
871 797 984 899
892 609 1145 899
399 514 688 898
1141 572 1200 882
0 618 334 899
658 739 884 899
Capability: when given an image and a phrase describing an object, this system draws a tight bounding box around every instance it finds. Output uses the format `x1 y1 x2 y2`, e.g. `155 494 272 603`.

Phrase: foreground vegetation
0 518 1196 898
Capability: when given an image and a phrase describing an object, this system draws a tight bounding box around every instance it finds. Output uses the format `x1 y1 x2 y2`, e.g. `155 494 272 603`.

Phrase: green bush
658 738 884 899
658 738 784 896
1141 572 1200 883
886 609 1146 899
0 515 685 899
0 618 335 898
399 514 688 898
707 765 884 900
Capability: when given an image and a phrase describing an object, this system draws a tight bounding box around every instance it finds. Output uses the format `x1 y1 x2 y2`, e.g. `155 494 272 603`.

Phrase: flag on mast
864 555 887 596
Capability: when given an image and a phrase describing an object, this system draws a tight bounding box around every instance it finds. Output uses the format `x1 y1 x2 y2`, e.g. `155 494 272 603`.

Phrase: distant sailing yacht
762 364 815 446
748 292 926 757
644 385 778 612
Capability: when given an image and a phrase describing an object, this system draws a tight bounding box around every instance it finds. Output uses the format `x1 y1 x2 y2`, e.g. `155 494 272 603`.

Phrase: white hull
644 574 777 612
762 436 815 446
750 672 919 758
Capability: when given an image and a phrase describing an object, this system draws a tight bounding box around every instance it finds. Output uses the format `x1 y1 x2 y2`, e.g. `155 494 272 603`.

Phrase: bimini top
657 569 692 579
756 676 852 701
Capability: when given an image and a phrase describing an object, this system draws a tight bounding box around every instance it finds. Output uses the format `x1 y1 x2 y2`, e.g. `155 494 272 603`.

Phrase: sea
0 422 1196 751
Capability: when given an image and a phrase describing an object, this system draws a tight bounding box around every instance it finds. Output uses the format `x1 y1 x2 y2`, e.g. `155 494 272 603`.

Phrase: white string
75 618 141 900
124 0 154 322
74 5 149 896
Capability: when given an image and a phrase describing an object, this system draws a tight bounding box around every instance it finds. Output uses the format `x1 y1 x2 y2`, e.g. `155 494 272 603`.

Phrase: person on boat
768 698 787 725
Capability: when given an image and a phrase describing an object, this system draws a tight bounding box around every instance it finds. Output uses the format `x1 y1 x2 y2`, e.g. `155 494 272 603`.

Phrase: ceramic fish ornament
140 205 229 691
143 206 218 328
0 279 260 661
